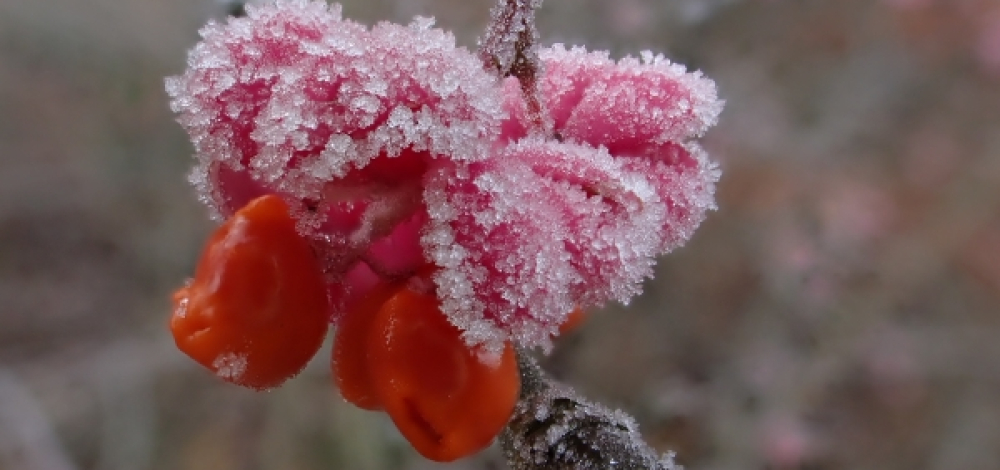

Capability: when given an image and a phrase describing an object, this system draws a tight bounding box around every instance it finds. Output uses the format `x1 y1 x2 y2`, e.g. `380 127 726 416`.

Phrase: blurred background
2 0 1000 469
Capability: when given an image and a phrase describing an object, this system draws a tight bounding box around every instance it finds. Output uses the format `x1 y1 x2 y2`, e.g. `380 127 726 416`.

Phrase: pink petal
167 0 502 280
423 139 679 357
541 45 723 153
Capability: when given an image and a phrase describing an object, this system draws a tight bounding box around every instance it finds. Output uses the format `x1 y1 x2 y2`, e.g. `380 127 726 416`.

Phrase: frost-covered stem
500 350 682 470
478 0 548 134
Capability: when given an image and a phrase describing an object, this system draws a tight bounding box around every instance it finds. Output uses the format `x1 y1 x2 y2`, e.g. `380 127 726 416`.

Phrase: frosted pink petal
423 139 677 357
500 77 531 142
617 142 720 252
166 0 371 219
497 43 723 274
166 0 503 286
502 45 723 155
165 0 501 216
424 158 576 359
510 139 668 308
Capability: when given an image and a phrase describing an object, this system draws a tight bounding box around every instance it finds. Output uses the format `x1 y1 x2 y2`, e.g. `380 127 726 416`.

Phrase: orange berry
367 287 520 462
170 195 329 390
330 281 397 410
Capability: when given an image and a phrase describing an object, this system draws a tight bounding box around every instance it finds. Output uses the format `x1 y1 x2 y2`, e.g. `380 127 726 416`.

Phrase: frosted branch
500 351 682 470
478 0 548 134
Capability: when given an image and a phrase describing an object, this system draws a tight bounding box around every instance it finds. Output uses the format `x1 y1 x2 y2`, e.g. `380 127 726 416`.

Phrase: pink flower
166 0 722 359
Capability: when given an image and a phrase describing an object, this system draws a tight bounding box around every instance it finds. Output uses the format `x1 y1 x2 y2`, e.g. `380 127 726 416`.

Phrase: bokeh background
3 0 1000 469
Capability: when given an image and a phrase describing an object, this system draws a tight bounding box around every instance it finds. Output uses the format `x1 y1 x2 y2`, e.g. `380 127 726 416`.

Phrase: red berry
331 281 397 410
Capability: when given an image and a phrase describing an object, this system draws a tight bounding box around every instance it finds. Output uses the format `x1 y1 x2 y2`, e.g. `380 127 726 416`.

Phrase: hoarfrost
212 352 248 382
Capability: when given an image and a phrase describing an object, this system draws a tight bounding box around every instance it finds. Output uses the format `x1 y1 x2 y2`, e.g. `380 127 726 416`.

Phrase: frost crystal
212 353 248 381
167 0 723 357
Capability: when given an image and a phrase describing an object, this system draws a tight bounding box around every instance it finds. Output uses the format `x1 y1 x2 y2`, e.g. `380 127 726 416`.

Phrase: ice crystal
212 353 248 381
167 0 723 358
